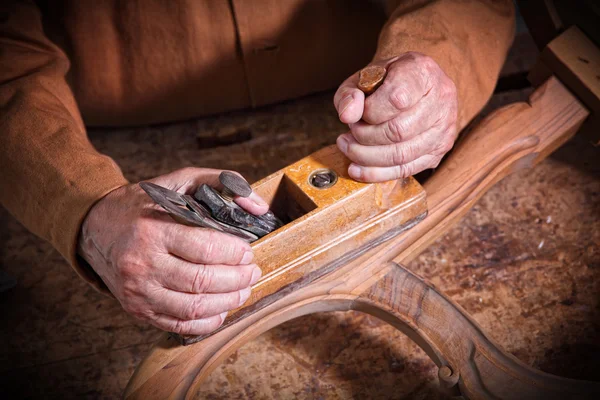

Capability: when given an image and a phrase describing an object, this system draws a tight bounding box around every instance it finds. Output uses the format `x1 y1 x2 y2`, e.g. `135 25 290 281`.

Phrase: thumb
334 72 365 124
152 167 269 216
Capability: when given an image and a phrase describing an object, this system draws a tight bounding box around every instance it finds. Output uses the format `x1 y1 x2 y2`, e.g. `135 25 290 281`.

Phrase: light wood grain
529 26 600 115
174 145 427 345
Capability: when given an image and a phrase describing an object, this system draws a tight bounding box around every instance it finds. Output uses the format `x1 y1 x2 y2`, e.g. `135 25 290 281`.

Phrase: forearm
376 0 516 129
0 1 128 291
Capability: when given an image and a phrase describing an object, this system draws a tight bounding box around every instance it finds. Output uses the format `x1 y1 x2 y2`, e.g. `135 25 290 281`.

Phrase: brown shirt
0 0 515 291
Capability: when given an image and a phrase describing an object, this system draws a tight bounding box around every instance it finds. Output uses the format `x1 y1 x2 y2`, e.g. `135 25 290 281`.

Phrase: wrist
77 184 127 266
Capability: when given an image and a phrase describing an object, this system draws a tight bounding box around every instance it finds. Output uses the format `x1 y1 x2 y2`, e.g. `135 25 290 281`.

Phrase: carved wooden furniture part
125 27 600 399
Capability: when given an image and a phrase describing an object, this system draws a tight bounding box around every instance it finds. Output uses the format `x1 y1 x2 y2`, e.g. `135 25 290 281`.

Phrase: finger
234 191 269 216
156 255 262 293
348 154 442 182
363 53 437 125
215 170 268 215
164 225 253 265
151 311 227 336
154 286 251 321
349 92 443 146
153 168 269 216
337 127 441 168
333 72 365 124
152 167 222 194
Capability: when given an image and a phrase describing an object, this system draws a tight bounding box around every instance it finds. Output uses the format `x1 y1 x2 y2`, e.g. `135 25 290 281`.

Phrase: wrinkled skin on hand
78 168 269 336
334 52 458 182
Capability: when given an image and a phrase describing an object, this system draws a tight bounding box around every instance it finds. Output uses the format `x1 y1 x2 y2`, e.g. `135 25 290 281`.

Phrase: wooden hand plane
178 145 428 345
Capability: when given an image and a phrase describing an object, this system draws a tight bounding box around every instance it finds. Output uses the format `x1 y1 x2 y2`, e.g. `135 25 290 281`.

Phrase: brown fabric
376 0 516 128
0 1 130 292
0 0 514 291
229 0 386 107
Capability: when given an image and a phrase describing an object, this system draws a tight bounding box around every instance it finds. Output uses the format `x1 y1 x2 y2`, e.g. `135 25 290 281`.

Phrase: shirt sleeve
376 0 516 129
0 1 129 292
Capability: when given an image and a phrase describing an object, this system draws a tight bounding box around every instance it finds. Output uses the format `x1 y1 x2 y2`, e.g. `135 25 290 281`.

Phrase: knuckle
434 136 454 155
203 229 236 262
187 297 207 320
121 278 139 297
391 144 409 166
419 54 438 72
406 52 437 75
441 139 455 154
191 264 210 293
170 319 187 335
118 256 142 280
443 126 458 152
440 80 457 105
162 222 179 243
131 218 151 238
390 88 411 110
202 231 217 261
431 156 443 169
395 164 412 179
386 116 410 142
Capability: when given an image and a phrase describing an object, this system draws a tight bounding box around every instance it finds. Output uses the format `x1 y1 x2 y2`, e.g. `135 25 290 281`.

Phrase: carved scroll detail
355 263 600 400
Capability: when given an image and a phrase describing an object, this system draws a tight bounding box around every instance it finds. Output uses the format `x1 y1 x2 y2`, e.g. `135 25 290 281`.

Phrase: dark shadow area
550 117 600 180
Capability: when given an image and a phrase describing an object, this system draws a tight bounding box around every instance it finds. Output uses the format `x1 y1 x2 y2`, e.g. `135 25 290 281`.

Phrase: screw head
309 169 338 189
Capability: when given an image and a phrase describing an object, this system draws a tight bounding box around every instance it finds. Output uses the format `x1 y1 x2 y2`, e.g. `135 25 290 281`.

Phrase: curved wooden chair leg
124 274 362 399
125 259 600 399
126 78 596 399
354 263 600 400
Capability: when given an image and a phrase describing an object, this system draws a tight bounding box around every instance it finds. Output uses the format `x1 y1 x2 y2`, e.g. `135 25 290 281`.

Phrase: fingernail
250 266 262 285
339 94 354 117
348 164 362 179
238 287 251 307
219 311 228 324
241 251 254 265
337 136 348 153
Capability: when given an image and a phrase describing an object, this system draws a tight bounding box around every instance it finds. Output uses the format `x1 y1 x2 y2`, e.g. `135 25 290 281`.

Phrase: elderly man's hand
78 168 269 336
334 52 458 182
